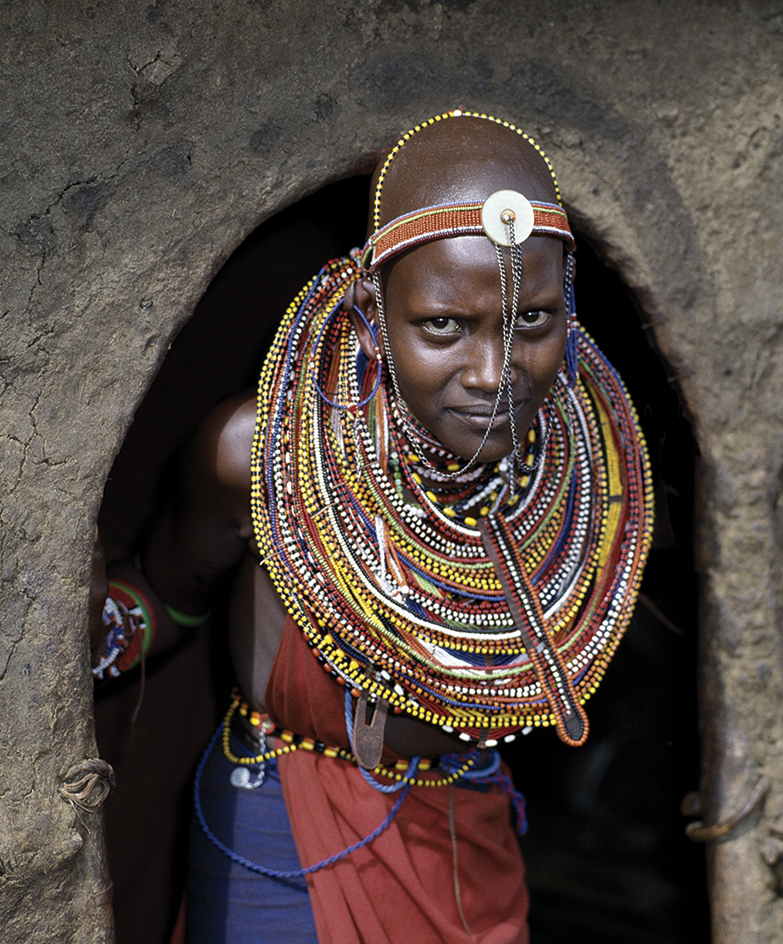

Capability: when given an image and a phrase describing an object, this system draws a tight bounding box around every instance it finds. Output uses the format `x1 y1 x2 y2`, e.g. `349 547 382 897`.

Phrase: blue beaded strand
193 725 412 879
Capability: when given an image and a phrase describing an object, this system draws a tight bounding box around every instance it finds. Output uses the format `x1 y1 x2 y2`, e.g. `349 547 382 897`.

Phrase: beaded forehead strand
371 109 564 234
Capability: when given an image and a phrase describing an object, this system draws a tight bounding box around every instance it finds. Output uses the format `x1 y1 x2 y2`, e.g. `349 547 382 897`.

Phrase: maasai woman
93 111 653 944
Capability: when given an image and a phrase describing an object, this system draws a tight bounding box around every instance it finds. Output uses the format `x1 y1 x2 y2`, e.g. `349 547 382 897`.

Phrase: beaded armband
92 581 157 680
164 603 211 628
132 551 211 628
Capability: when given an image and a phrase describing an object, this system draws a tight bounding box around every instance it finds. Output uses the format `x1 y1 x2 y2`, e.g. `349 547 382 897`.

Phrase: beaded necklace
250 253 654 750
223 691 477 789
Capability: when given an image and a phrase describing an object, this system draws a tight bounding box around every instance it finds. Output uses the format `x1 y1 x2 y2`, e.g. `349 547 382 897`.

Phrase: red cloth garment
265 616 529 944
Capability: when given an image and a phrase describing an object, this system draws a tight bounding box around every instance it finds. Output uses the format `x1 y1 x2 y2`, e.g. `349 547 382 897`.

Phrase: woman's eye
423 317 460 334
515 310 550 329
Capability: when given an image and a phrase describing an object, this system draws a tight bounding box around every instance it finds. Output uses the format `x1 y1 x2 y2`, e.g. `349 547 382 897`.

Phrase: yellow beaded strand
372 109 563 233
221 695 480 788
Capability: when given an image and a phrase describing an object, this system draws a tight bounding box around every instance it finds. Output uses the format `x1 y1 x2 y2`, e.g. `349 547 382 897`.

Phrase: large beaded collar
250 250 654 751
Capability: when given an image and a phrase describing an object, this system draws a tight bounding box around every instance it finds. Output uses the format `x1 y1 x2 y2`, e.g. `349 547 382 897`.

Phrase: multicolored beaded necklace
250 251 654 750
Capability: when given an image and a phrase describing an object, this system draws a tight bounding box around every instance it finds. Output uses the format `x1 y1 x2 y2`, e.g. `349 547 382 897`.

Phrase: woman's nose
461 332 518 393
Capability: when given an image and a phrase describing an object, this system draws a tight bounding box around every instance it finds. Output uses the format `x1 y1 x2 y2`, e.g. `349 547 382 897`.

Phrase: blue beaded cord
343 690 528 835
193 725 411 879
311 301 382 411
565 257 579 388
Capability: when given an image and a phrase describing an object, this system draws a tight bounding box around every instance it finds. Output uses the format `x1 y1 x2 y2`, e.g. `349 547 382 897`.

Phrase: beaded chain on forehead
361 109 577 480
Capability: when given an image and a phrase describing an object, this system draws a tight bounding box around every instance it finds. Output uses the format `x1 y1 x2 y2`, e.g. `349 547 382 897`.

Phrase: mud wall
1 1 782 940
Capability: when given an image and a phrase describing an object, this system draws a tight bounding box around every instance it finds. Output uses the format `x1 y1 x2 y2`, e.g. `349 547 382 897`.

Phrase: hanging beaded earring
312 299 383 411
564 251 578 388
525 251 578 477
365 306 383 364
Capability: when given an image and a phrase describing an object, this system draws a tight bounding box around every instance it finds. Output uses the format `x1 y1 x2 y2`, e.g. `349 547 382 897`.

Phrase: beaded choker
251 256 654 750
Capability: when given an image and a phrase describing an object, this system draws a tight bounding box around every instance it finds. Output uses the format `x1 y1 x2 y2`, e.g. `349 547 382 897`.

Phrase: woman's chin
452 432 516 466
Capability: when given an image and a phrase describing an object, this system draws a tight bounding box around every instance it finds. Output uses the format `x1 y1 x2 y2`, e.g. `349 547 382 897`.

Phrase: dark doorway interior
520 232 709 944
96 176 708 944
96 177 372 944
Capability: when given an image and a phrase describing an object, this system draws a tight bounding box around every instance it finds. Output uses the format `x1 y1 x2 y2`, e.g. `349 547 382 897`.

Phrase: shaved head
369 114 560 236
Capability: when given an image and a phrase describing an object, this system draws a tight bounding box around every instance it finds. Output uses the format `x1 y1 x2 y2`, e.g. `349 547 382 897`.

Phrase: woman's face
378 234 568 463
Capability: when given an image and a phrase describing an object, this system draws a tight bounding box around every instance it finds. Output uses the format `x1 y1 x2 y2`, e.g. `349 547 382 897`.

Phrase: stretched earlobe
346 278 383 362
341 281 359 314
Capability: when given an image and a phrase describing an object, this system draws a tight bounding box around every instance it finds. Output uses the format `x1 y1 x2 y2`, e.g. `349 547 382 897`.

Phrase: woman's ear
344 277 382 361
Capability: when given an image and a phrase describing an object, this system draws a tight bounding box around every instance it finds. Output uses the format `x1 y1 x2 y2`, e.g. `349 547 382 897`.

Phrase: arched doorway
95 177 708 944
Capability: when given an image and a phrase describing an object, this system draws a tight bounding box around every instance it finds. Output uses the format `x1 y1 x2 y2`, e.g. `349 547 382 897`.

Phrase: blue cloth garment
185 727 319 944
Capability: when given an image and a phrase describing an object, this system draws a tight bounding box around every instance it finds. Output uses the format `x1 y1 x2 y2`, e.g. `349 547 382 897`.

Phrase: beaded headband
361 109 574 272
361 198 575 272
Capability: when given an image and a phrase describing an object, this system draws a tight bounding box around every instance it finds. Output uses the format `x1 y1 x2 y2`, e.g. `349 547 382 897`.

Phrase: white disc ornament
481 190 534 246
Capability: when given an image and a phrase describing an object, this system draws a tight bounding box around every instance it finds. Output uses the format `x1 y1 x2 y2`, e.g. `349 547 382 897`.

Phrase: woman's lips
447 401 527 430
